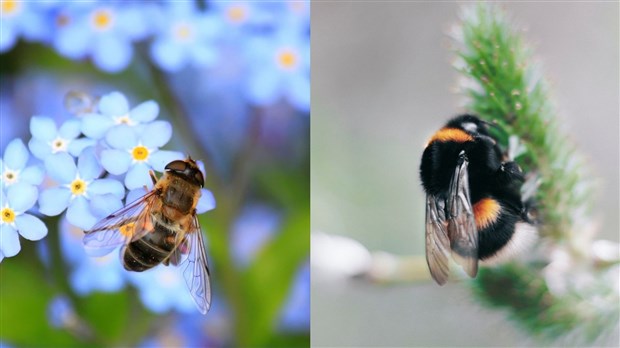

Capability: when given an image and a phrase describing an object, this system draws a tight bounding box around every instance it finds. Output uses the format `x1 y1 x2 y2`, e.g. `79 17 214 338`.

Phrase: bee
420 114 537 285
83 157 212 314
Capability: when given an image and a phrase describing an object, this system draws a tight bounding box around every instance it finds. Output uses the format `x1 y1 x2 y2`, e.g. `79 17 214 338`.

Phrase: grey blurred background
311 2 619 347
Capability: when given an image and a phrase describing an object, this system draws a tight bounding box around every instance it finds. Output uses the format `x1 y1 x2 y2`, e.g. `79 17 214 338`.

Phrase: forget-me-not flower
231 204 280 268
28 116 95 160
149 2 221 72
38 148 124 230
244 26 310 111
0 183 48 261
59 216 126 294
52 3 151 72
129 265 197 314
81 91 160 140
279 261 310 331
1 138 44 188
0 1 48 52
100 122 183 190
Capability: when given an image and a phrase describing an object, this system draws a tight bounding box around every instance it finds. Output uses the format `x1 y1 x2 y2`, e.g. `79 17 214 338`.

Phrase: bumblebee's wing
425 194 451 285
447 152 478 278
178 215 212 314
83 190 158 257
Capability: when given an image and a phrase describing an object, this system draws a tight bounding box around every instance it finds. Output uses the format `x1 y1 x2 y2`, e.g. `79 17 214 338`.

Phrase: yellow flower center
173 22 194 42
93 254 113 265
70 179 87 196
132 146 149 161
91 8 114 31
3 169 18 186
1 207 15 224
276 48 298 70
51 137 68 154
1 0 21 17
119 222 135 237
114 114 134 126
226 5 247 24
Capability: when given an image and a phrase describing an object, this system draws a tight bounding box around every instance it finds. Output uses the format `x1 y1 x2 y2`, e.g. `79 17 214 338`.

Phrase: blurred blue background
0 1 309 347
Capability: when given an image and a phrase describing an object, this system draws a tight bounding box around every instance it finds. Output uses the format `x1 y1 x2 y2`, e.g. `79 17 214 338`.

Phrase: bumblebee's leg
149 170 158 185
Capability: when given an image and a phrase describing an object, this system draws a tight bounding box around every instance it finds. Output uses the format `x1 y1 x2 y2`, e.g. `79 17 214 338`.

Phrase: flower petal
45 152 77 184
141 121 172 148
81 113 114 139
105 125 137 150
7 183 37 213
15 213 48 241
28 138 52 160
0 225 20 257
196 189 216 214
30 116 58 142
59 119 82 140
89 193 123 219
67 196 98 230
150 39 186 72
68 138 96 157
148 150 184 172
89 179 125 199
98 91 129 117
39 188 71 216
77 147 102 181
3 138 29 170
92 35 133 73
126 187 150 205
125 163 151 190
20 165 45 186
100 149 132 175
130 100 159 123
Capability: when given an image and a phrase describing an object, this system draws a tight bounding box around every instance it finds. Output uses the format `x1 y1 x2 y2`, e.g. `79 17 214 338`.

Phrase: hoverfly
83 157 212 314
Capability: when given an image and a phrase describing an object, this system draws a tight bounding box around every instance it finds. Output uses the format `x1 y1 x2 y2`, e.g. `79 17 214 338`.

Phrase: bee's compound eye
165 160 187 172
194 170 205 187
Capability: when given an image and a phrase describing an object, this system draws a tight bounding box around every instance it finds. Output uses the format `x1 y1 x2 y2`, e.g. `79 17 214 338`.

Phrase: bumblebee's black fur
420 114 533 284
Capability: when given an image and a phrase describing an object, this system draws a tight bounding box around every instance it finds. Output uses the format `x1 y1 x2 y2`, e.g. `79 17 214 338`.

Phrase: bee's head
165 158 204 187
447 114 492 136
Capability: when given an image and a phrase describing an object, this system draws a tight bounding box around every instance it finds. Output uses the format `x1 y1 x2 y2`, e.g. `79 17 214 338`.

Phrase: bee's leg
149 170 158 185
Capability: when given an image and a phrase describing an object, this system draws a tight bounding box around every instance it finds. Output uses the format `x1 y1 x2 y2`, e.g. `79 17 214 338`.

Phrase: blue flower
59 216 126 295
81 91 160 139
0 1 48 52
129 265 197 314
279 261 310 332
243 24 310 111
100 123 183 190
52 3 152 72
1 138 44 188
231 204 280 268
28 116 95 160
47 295 77 329
38 148 125 230
0 183 48 261
149 2 221 72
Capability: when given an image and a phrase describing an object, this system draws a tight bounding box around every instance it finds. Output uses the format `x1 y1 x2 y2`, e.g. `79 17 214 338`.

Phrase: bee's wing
447 152 478 278
83 190 158 257
425 194 451 285
178 215 212 315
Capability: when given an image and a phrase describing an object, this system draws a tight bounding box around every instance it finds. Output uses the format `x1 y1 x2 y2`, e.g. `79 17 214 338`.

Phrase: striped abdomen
122 217 179 272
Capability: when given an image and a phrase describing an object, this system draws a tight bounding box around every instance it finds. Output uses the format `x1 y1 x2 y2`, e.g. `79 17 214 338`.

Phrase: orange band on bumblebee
473 198 501 230
427 127 474 145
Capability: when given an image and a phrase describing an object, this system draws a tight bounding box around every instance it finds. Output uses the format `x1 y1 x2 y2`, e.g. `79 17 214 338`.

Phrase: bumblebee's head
165 158 205 187
446 114 492 136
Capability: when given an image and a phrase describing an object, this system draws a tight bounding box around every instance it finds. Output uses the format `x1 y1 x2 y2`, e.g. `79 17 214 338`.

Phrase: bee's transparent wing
425 194 451 285
83 191 158 257
179 215 212 314
447 151 478 278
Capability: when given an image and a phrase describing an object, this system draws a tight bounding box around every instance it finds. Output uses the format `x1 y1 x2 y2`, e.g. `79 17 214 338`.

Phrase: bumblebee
83 157 212 314
420 114 536 285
